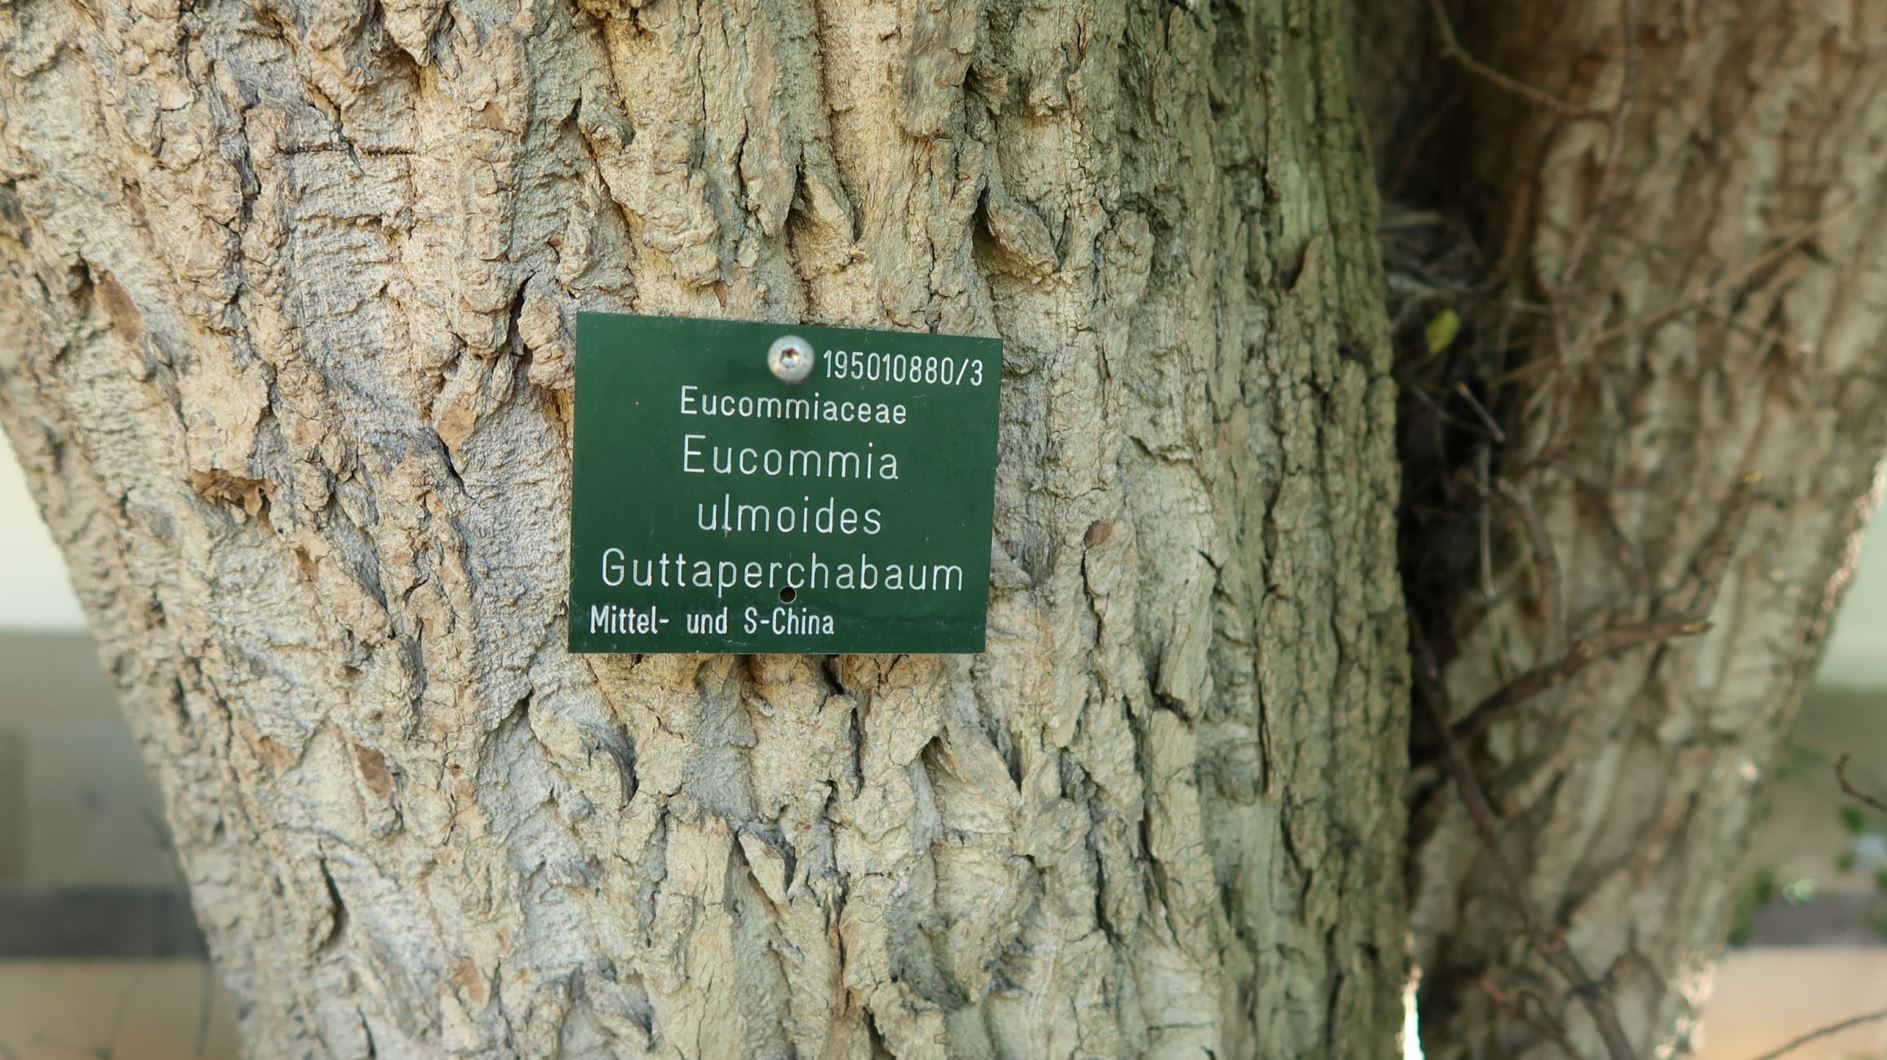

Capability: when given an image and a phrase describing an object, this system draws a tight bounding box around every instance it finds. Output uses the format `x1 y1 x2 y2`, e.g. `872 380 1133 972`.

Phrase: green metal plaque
568 313 1003 654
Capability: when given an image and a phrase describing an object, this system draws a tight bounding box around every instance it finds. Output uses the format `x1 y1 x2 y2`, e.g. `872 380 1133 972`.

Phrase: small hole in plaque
780 586 798 603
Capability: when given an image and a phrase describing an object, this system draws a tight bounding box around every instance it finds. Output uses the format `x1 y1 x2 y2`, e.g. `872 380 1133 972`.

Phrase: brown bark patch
188 470 270 518
92 269 143 344
352 743 395 802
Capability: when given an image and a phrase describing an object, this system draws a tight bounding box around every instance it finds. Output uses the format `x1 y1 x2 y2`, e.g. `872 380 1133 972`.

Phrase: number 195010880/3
824 349 985 387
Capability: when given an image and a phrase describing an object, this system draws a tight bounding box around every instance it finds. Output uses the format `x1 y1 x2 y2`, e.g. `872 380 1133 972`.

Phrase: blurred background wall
1705 485 1887 1059
0 438 240 1059
0 435 1880 1058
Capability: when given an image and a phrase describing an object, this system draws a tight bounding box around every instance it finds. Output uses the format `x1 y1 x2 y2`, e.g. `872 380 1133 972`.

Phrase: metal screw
767 335 815 383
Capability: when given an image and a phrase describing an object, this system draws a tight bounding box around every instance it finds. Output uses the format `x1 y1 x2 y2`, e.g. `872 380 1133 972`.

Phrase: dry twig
1494 477 1563 655
1452 617 1710 743
1451 472 1755 743
1455 382 1508 444
1674 474 1763 618
1592 203 1856 347
1747 1006 1887 1060
1557 0 1642 296
1425 0 1603 120
1409 404 1759 1060
1835 754 1887 815
1412 623 1641 1060
1480 979 1585 1060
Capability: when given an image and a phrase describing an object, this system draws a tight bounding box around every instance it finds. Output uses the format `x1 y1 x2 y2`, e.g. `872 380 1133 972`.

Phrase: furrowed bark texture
1384 3 1887 1056
0 0 1409 1056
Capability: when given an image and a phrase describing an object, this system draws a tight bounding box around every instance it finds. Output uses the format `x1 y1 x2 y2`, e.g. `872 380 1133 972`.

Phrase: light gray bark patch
899 0 981 138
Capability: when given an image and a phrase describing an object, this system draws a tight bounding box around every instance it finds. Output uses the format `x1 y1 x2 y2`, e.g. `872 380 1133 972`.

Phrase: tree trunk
0 0 1409 1056
1363 1 1887 1056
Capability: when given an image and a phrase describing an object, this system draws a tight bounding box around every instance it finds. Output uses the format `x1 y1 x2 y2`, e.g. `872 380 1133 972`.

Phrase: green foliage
1727 867 1779 948
1424 309 1461 355
1840 804 1868 835
1728 744 1887 949
1771 743 1829 783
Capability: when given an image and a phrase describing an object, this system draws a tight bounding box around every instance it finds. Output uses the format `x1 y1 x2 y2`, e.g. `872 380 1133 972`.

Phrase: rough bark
1366 2 1887 1056
0 0 1408 1056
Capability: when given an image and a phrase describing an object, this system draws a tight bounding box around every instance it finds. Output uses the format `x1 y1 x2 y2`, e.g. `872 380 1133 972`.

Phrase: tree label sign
568 314 1003 654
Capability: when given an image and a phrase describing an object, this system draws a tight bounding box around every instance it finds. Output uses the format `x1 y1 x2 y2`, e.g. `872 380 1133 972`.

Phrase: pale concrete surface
1695 947 1887 1059
0 960 239 1059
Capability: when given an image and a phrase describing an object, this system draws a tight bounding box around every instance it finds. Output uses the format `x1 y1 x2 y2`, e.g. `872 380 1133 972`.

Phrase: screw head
767 335 815 383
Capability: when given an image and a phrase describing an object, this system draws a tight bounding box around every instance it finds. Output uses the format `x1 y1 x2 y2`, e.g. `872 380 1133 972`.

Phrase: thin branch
1682 474 1763 617
1453 617 1710 743
1425 0 1604 120
1397 368 1490 439
1495 477 1562 656
1456 382 1509 444
1522 0 1643 469
1748 1006 1887 1060
1479 451 1499 618
1696 303 1812 357
1593 203 1856 347
1835 755 1887 815
1411 621 1641 1060
1556 465 1651 602
1386 88 1467 200
1480 979 1584 1060
1447 468 1747 744
1557 0 1642 296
